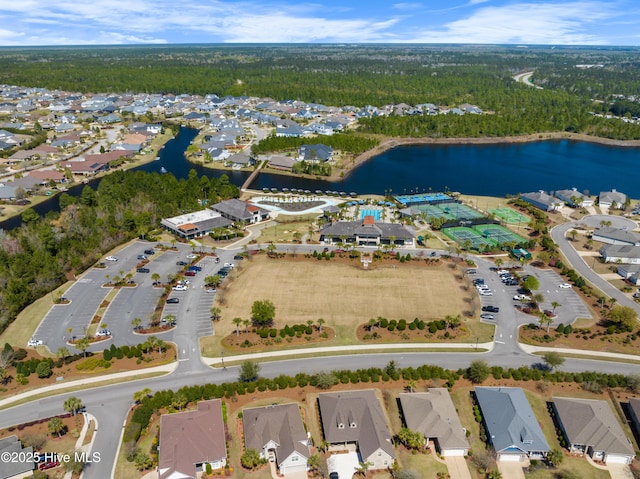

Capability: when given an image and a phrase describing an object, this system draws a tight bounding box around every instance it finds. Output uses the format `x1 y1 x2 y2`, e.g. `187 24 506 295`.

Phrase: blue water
4 127 640 231
360 209 382 220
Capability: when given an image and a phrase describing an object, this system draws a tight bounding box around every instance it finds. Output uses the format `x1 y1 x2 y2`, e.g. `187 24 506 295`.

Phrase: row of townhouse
520 187 626 211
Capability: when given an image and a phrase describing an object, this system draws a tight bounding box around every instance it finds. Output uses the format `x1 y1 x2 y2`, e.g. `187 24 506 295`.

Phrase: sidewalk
0 363 176 409
65 412 98 479
519 343 640 362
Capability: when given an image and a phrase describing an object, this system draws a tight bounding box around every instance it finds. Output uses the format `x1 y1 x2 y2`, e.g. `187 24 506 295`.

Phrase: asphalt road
10 218 640 478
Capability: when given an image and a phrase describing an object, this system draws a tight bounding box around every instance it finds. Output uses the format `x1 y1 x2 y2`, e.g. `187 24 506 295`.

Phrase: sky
0 0 638 47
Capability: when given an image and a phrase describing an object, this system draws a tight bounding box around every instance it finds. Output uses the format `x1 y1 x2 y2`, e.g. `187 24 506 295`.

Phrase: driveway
327 451 359 479
443 456 472 479
497 460 526 479
607 463 634 479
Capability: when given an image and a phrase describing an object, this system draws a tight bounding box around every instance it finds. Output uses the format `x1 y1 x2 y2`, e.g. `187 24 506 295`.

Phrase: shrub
36 361 52 379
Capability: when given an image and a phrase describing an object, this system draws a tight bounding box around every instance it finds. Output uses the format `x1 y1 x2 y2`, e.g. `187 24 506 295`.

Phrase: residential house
552 397 634 464
275 125 304 137
158 399 227 479
161 210 232 240
318 390 395 470
520 191 563 212
0 183 18 200
210 199 270 224
600 244 640 264
268 155 296 172
228 153 254 168
28 169 66 184
474 387 549 461
554 188 594 208
628 398 640 438
599 189 627 209
399 389 470 456
617 263 640 284
298 144 333 163
242 403 310 476
320 217 415 248
592 227 640 246
0 435 35 478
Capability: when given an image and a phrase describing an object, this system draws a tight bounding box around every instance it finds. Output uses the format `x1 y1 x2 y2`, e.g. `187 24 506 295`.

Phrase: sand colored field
215 256 467 334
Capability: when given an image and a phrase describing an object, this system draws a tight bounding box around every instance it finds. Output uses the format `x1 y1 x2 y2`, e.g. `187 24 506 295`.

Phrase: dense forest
0 170 238 334
2 44 640 138
251 131 379 156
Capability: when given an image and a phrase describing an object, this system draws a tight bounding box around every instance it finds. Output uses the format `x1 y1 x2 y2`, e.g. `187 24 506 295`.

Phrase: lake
2 127 639 230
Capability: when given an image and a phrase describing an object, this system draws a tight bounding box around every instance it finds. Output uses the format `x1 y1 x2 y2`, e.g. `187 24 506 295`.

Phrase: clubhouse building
319 216 415 248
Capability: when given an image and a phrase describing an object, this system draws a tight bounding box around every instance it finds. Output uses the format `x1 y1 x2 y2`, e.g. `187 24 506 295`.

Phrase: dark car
185 271 196 277
144 249 155 255
176 261 187 266
233 255 244 260
39 461 60 471
136 267 150 273
166 298 180 304
482 305 500 313
189 265 202 271
137 255 147 260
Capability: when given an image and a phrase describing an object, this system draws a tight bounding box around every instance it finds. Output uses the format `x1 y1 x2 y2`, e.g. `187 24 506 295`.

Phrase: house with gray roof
554 188 594 208
599 189 627 209
210 198 270 224
242 403 310 476
592 227 640 246
159 399 227 479
318 390 395 470
228 153 254 168
0 183 18 200
399 389 470 456
298 144 333 163
320 217 415 248
552 397 634 464
600 244 640 264
520 191 563 212
616 263 640 284
161 209 232 240
628 398 640 439
474 387 549 461
0 435 35 478
268 155 296 172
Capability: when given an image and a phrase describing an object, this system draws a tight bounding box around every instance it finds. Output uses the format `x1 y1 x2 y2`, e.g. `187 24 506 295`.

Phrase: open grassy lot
214 255 472 337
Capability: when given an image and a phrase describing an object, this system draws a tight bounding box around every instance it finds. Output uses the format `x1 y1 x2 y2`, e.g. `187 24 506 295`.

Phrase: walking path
66 412 98 479
519 343 640 362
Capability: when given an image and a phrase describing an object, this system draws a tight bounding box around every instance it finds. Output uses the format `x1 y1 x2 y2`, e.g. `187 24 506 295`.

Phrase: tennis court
413 202 484 221
394 193 452 206
443 227 495 250
473 224 526 244
489 207 529 224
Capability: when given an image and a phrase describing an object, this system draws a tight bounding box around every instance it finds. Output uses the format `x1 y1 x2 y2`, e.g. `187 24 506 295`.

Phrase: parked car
224 263 235 268
186 254 198 259
558 283 572 289
430 251 437 257
96 329 111 337
482 306 500 313
137 255 147 260
480 313 495 320
215 258 221 263
205 288 217 293
136 267 150 273
39 461 60 471
28 338 43 347
166 298 180 304
144 249 155 255
189 265 202 271
465 269 477 275
479 290 493 296
513 294 531 301
233 255 244 260
473 278 485 285
185 271 196 277
176 261 187 266
105 256 118 261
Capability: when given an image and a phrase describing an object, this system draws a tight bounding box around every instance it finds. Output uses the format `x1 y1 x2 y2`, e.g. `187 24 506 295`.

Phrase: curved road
2 225 640 478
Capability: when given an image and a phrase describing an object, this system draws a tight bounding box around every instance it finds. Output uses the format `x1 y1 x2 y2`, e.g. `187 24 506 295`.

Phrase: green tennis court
443 227 495 249
473 224 526 244
416 202 485 221
489 207 529 224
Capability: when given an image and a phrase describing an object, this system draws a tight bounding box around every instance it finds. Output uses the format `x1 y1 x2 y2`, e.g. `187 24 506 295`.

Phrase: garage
327 451 359 479
497 453 525 462
605 453 633 465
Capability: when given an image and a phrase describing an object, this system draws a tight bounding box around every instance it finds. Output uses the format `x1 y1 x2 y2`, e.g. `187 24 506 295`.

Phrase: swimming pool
360 209 382 220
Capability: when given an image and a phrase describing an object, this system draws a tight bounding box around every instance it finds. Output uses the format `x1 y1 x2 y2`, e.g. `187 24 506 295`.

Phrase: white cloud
392 3 423 10
408 1 617 44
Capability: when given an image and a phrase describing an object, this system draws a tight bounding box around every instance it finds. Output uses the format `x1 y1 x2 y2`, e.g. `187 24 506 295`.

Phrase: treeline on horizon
2 45 640 139
0 169 239 336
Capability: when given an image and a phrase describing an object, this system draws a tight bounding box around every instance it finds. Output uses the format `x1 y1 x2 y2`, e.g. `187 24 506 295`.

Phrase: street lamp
221 351 225 369
475 337 478 352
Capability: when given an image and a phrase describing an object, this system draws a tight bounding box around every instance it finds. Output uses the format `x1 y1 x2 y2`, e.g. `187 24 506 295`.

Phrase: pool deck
250 196 343 215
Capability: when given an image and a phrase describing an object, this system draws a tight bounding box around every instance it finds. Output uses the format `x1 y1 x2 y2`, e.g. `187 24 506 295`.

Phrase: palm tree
233 317 242 336
569 229 578 241
48 418 65 437
609 297 618 310
75 337 90 358
131 317 142 331
538 312 553 332
63 397 84 416
533 293 545 309
316 318 325 333
151 272 161 285
210 307 221 321
243 319 251 334
133 388 152 403
551 301 561 314
368 318 377 332
56 347 70 361
156 339 167 356
406 379 417 393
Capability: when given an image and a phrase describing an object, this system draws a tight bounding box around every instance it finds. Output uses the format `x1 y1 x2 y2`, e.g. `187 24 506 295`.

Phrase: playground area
414 202 485 221
443 224 526 250
488 207 529 224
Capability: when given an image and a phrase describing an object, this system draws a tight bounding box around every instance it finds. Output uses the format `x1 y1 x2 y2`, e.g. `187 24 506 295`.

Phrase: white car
224 263 235 269
172 285 188 291
513 294 531 301
186 254 198 259
27 338 43 347
105 256 118 261
558 283 572 289
96 329 111 337
205 288 217 293
480 291 493 296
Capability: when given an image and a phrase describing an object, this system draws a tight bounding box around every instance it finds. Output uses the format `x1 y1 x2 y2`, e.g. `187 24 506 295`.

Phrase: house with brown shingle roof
210 198 270 224
318 390 395 470
159 399 227 479
242 403 310 476
399 389 470 456
552 397 635 464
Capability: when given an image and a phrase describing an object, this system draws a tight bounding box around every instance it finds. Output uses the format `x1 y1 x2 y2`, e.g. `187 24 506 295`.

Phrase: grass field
215 256 469 329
